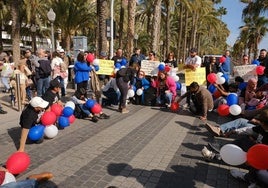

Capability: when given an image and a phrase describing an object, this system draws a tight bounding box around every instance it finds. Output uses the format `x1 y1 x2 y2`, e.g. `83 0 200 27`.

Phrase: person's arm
214 83 229 96
18 128 30 152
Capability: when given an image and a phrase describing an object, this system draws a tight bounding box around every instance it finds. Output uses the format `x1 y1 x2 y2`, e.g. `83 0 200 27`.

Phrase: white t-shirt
185 55 202 68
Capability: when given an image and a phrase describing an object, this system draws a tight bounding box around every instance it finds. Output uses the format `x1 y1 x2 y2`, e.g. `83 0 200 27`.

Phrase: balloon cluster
86 53 100 72
85 99 102 114
207 72 228 85
114 58 128 73
28 102 76 141
217 93 241 116
220 144 268 170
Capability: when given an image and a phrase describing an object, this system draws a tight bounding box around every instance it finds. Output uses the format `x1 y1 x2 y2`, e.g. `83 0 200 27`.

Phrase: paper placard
96 59 115 75
233 65 257 82
185 67 206 86
140 60 160 76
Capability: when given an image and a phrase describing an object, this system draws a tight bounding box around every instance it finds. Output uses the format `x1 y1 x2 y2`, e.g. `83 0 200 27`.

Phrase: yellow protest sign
96 59 114 75
185 67 206 86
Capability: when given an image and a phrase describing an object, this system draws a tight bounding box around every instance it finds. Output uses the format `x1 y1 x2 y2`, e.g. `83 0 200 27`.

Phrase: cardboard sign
233 65 257 82
140 60 160 76
96 59 114 75
185 67 206 86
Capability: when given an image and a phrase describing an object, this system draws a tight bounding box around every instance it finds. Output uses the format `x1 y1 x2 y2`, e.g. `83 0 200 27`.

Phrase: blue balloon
94 65 99 71
252 60 260 66
28 125 45 141
208 84 216 94
176 82 182 90
158 64 165 71
222 74 229 83
120 58 127 66
58 116 70 128
115 63 121 69
238 82 247 90
85 99 96 109
62 106 74 117
227 93 238 106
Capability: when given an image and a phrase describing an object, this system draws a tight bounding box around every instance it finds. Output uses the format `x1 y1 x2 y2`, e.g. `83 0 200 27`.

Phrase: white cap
59 49 65 53
30 97 49 108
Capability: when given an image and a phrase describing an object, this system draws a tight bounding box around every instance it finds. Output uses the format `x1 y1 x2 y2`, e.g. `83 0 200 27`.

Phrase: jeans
102 88 120 105
220 118 255 133
156 92 173 105
1 179 37 188
1 76 10 90
56 76 65 96
37 76 50 96
79 104 91 116
116 77 128 108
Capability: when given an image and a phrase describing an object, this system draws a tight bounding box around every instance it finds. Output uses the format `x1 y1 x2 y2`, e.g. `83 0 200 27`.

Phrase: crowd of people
1 46 268 187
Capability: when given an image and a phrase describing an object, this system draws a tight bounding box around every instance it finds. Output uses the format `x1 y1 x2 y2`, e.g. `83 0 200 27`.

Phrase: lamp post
134 34 139 48
110 0 114 59
47 8 56 52
30 25 37 52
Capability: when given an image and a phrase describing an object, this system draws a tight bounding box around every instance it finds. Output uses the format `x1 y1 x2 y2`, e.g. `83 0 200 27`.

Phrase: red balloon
247 144 268 170
170 102 179 111
91 103 102 114
213 89 222 99
256 66 265 75
219 56 226 63
164 66 171 72
207 73 217 84
50 103 63 116
41 111 57 126
6 152 30 174
69 114 76 124
86 53 95 63
257 103 265 109
217 104 230 116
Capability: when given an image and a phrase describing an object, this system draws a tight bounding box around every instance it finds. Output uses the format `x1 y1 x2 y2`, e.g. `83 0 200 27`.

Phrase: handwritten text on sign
140 60 160 76
233 65 257 82
96 59 115 75
185 67 206 86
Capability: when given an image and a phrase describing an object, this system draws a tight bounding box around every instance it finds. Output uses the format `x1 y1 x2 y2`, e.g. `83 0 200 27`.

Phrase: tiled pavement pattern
0 90 248 188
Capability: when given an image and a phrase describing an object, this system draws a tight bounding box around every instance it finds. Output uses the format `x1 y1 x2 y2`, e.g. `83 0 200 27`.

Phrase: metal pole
110 0 114 59
51 22 55 52
15 74 21 111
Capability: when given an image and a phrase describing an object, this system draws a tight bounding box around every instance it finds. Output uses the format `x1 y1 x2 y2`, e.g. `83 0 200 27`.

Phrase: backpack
38 59 52 78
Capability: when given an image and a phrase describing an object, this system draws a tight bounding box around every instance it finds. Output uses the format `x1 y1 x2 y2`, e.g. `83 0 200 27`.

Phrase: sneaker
121 108 129 114
204 123 222 137
201 146 215 161
208 142 221 153
27 172 53 181
230 169 246 181
0 109 7 114
99 113 110 119
90 116 99 123
182 103 189 109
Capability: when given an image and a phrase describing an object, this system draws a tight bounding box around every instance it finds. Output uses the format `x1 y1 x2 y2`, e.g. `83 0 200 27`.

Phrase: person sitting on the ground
176 82 213 121
71 88 110 123
18 97 49 152
201 108 268 187
133 70 151 105
102 76 120 106
246 90 268 110
42 78 63 108
0 166 54 187
243 78 258 109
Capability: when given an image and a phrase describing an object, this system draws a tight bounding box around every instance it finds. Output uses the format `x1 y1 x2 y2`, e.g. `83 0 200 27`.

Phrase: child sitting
247 90 267 110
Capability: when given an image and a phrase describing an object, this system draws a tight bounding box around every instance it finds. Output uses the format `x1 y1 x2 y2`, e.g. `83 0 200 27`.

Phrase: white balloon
114 68 119 74
136 89 143 96
229 104 242 116
65 101 75 110
92 59 100 66
127 89 135 98
160 62 165 66
44 125 58 139
217 72 223 77
172 75 180 82
1 172 16 185
121 66 126 69
220 144 247 166
216 76 226 85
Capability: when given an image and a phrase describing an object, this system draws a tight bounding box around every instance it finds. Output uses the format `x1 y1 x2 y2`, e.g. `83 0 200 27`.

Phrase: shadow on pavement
7 127 21 149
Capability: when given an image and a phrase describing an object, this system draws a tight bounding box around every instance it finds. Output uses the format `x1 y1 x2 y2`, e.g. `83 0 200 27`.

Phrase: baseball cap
59 49 65 53
30 97 49 108
190 48 197 53
50 78 61 88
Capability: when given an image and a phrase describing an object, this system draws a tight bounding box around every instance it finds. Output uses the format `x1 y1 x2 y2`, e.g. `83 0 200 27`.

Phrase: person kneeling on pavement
201 108 268 187
71 88 109 123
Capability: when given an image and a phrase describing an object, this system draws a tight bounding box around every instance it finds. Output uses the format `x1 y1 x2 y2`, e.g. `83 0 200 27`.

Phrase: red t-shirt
0 171 5 185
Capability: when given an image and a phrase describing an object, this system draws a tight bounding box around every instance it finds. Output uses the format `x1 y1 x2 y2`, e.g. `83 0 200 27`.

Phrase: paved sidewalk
0 88 248 188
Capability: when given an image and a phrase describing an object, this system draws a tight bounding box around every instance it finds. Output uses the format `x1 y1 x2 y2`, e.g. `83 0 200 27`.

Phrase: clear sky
216 0 268 50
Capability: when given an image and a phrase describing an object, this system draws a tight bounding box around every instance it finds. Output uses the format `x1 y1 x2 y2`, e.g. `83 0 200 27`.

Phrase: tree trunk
118 0 125 48
165 0 170 59
126 0 136 58
183 10 189 61
11 0 21 66
177 4 183 60
151 0 162 54
97 0 108 56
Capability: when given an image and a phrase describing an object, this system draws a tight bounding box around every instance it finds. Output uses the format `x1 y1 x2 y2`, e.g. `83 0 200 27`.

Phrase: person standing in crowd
74 52 92 96
220 50 231 76
35 49 52 97
257 49 268 87
59 49 69 96
129 47 146 67
112 48 128 67
164 52 178 68
147 51 158 61
18 96 49 152
203 56 220 88
183 48 202 107
151 70 176 107
241 54 250 65
24 49 37 99
176 82 213 121
0 52 13 93
116 67 137 113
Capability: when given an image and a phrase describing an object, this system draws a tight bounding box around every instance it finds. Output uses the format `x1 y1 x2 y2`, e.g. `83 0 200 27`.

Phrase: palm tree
11 0 21 64
151 0 162 54
126 0 136 58
97 0 108 56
